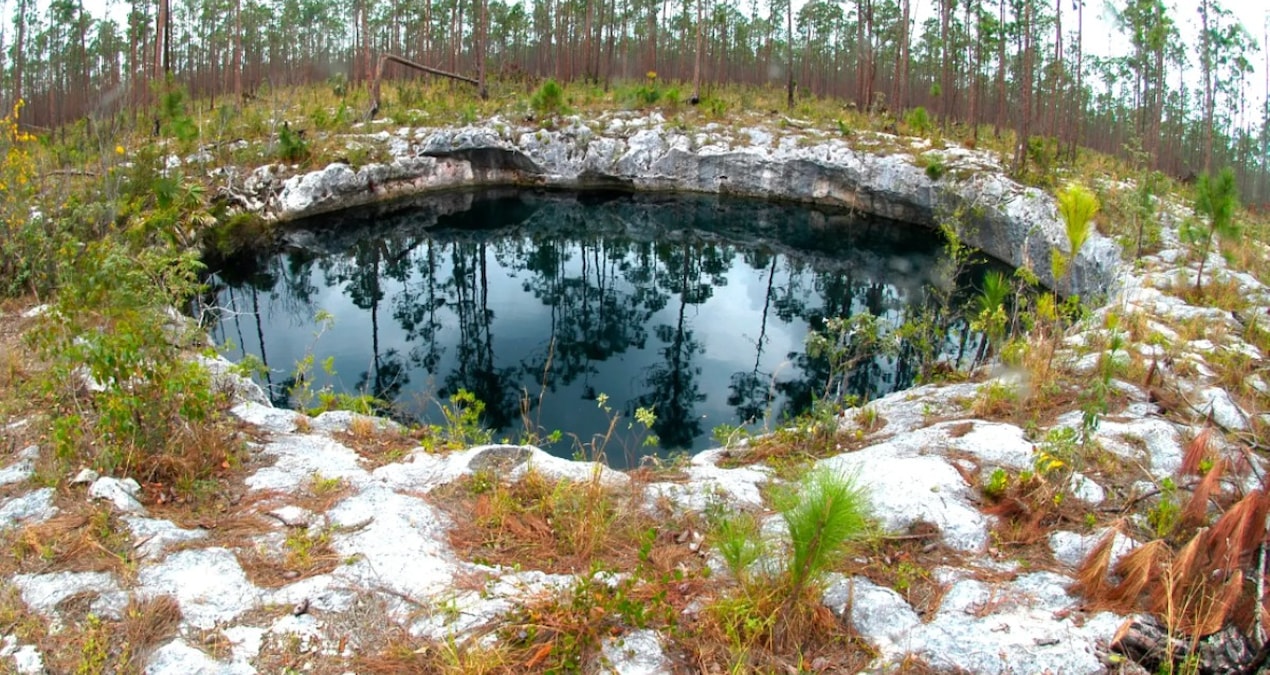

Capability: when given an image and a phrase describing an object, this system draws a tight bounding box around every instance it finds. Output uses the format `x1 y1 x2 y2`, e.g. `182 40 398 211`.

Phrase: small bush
276 123 309 163
904 107 933 136
923 155 947 180
530 79 568 117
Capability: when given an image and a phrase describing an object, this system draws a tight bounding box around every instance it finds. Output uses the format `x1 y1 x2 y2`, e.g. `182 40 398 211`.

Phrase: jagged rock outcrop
266 115 1120 299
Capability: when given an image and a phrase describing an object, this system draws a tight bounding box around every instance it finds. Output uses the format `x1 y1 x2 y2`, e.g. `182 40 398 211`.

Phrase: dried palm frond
1209 490 1270 574
1108 540 1169 610
1180 427 1213 476
1188 569 1244 637
1180 461 1225 531
1072 525 1122 602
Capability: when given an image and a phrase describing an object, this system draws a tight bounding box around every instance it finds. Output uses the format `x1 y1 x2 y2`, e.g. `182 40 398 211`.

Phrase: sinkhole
207 188 1002 467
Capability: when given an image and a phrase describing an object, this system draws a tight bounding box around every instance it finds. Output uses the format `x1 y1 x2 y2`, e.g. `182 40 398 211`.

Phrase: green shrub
1052 182 1099 293
277 123 309 162
923 154 947 180
31 239 226 480
904 107 933 136
530 79 568 117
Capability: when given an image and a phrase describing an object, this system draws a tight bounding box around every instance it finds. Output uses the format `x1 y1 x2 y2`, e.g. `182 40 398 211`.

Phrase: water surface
208 189 984 464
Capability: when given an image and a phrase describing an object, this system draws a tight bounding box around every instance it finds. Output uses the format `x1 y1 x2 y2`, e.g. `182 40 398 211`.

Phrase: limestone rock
125 516 209 561
823 576 921 656
12 570 122 617
267 120 1119 298
815 420 1036 552
0 636 43 675
146 638 254 675
600 628 672 674
0 488 57 529
0 445 38 486
89 476 147 515
138 548 263 629
1050 529 1139 569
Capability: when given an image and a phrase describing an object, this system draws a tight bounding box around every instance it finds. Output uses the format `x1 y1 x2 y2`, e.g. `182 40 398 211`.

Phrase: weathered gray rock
0 488 56 529
137 548 263 629
0 636 43 675
0 445 38 486
815 420 1035 552
823 575 921 657
12 570 122 617
1050 529 1139 569
600 628 672 674
146 638 253 675
124 516 209 561
231 400 303 434
195 353 271 407
268 120 1120 298
89 476 148 515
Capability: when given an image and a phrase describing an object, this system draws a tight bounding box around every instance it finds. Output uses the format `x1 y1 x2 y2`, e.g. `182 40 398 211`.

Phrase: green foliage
1132 170 1165 258
630 82 662 107
971 270 1011 350
904 107 933 136
276 123 310 162
1185 167 1240 293
1147 477 1181 539
530 79 569 117
922 154 947 180
1035 426 1080 475
0 102 56 296
983 468 1009 499
30 239 220 477
778 468 871 595
712 510 765 582
201 211 272 257
1052 183 1100 291
328 73 348 98
662 86 682 109
441 389 494 447
806 312 894 403
159 87 199 143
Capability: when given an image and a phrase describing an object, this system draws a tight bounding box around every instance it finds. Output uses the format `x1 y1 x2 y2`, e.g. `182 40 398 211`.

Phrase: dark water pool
206 189 988 465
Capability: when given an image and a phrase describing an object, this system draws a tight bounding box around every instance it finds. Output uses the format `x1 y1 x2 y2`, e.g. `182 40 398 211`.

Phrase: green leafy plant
530 78 569 118
713 510 766 583
806 312 894 404
983 468 1010 499
440 389 494 447
922 154 947 180
904 106 933 136
158 87 198 143
1052 182 1100 295
32 240 220 478
277 123 310 163
1185 167 1240 294
971 270 1011 361
779 468 871 599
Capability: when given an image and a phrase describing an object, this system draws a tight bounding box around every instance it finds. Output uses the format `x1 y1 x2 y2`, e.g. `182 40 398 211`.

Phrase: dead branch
369 54 481 119
41 169 97 179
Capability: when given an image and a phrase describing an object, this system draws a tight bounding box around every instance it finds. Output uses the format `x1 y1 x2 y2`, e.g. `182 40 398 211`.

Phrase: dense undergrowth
1 75 1269 672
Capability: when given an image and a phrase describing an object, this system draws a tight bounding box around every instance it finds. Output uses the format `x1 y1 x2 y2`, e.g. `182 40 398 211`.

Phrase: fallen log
369 54 483 119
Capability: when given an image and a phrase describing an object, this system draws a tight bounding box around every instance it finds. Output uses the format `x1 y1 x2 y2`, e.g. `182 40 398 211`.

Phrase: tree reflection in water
206 189 990 466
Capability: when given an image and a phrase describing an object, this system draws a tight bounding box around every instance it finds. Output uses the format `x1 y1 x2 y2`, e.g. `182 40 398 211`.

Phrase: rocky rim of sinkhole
0 110 1267 673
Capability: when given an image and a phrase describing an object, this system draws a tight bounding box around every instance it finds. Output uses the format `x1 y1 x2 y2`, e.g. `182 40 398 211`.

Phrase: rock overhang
269 116 1122 300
